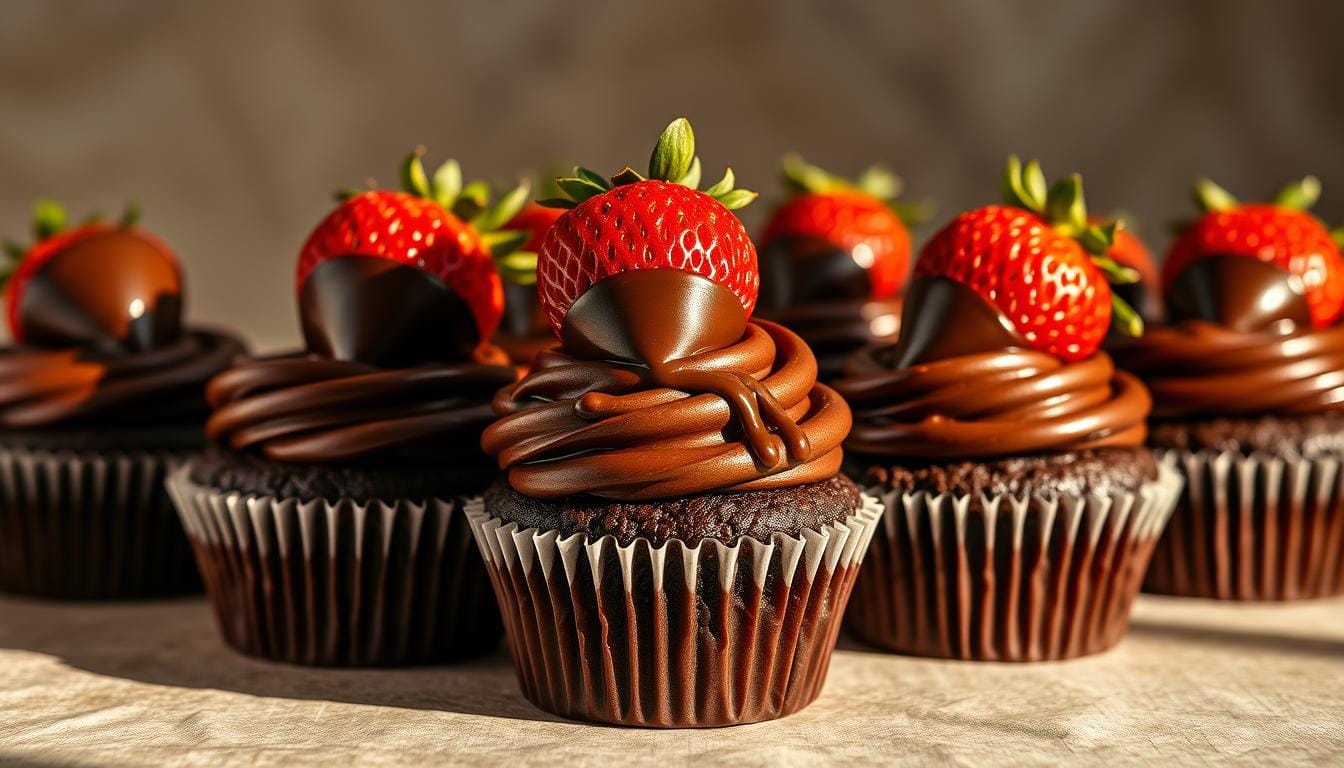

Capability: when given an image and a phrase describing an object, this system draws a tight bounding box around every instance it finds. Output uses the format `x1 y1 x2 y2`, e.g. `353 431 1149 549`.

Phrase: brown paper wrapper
467 493 884 728
1145 450 1344 600
0 446 198 599
846 464 1181 661
167 466 500 666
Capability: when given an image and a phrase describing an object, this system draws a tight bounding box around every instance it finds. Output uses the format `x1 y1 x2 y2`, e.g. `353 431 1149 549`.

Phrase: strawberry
3 200 178 343
1163 177 1344 328
297 148 531 345
761 155 928 299
535 118 759 335
915 157 1142 362
507 201 563 256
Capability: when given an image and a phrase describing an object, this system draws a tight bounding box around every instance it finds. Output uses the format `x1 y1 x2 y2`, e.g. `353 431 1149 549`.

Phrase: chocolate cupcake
756 156 927 381
0 201 244 599
1111 177 1344 600
167 150 525 665
471 119 882 727
836 159 1180 661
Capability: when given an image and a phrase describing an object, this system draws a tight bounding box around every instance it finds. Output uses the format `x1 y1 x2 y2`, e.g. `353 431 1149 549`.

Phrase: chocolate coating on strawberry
2 201 182 353
1163 177 1344 330
295 149 530 366
913 157 1142 363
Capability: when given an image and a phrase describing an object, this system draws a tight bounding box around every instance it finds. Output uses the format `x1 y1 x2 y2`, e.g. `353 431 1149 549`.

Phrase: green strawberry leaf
452 180 491 220
3 239 25 262
704 167 736 198
714 189 758 210
1002 156 1045 213
891 198 937 228
494 249 539 285
1111 294 1144 337
536 197 578 209
575 167 610 190
1092 254 1140 284
610 167 646 187
1274 176 1321 211
481 229 530 258
472 179 531 233
855 165 902 200
781 153 836 195
648 117 695 182
1331 226 1344 250
33 199 67 240
119 200 141 229
677 156 702 189
1045 174 1087 234
1193 178 1238 213
401 147 431 198
556 176 607 205
431 159 463 210
1078 222 1117 257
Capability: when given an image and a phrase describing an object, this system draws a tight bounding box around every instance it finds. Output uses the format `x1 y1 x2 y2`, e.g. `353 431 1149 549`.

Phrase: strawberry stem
781 153 929 225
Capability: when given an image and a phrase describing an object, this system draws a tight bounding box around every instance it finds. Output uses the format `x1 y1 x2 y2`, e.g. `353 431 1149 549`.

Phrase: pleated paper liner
0 447 199 599
847 464 1181 661
468 493 884 728
167 467 500 666
1145 449 1344 600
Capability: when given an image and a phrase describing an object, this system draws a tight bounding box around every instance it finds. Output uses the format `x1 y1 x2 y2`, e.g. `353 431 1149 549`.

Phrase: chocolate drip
1167 254 1311 333
560 270 811 468
300 255 479 367
20 230 182 352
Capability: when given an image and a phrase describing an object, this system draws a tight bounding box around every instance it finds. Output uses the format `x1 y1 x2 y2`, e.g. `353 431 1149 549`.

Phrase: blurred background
2 0 1342 350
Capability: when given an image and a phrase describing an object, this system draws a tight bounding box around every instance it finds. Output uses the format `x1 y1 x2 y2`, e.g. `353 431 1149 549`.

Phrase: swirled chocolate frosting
0 330 243 428
1111 255 1344 420
206 354 516 464
836 276 1150 460
482 270 851 501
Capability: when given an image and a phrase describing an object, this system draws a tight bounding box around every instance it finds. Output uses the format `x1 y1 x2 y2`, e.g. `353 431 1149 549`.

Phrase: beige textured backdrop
2 0 1343 351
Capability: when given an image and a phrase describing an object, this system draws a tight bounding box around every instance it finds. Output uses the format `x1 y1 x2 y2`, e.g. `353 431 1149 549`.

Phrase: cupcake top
754 156 928 377
482 119 851 502
203 150 522 467
836 158 1150 461
1110 177 1344 422
0 201 242 434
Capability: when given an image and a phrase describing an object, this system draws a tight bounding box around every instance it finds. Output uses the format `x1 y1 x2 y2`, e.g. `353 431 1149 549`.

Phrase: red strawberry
761 155 923 299
297 149 531 345
1163 177 1344 327
915 157 1141 362
535 119 759 335
507 201 563 255
3 201 178 343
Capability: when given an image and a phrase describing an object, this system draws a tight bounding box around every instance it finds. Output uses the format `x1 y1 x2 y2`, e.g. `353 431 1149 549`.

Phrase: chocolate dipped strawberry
1163 177 1344 332
297 148 529 367
3 201 181 352
755 156 931 380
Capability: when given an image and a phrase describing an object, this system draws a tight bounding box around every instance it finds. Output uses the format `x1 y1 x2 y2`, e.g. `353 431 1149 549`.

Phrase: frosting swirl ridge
0 329 243 428
1110 321 1344 419
837 345 1150 459
482 320 851 501
207 355 516 463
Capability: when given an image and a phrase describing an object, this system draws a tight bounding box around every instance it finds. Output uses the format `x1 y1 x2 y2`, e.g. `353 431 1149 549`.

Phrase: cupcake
167 150 524 665
472 119 883 727
1110 177 1344 600
836 158 1181 661
0 201 244 599
756 155 927 381
495 200 562 369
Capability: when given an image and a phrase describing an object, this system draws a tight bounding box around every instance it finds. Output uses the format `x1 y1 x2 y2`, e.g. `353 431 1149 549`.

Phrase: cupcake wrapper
1145 449 1344 601
467 493 884 728
847 464 1181 661
167 467 500 666
0 447 198 599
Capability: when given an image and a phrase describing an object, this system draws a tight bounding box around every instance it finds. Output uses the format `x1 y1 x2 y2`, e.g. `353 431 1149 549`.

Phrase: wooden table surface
0 593 1340 766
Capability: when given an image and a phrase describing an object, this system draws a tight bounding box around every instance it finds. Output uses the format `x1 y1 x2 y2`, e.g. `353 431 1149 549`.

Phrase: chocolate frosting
206 354 517 464
836 277 1150 460
1111 253 1344 420
0 329 243 428
482 270 850 501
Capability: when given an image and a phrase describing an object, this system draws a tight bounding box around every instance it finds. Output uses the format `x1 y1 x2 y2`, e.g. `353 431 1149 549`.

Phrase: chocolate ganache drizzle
205 255 517 464
836 276 1150 460
1110 255 1344 419
0 229 243 428
482 269 851 501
